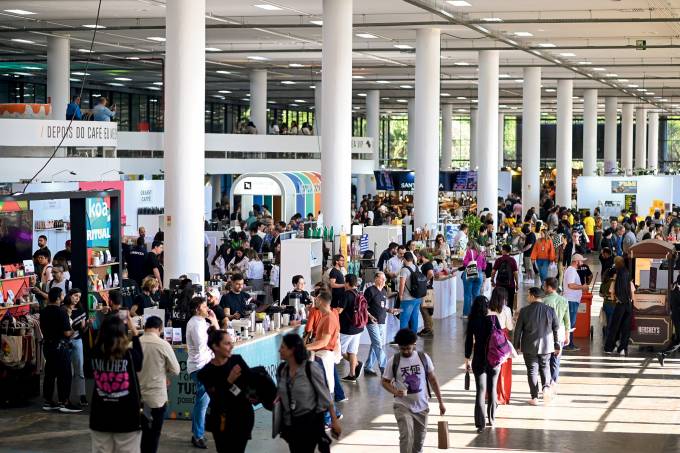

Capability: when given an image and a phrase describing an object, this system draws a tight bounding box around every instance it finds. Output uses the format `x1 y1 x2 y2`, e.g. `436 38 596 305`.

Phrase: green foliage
463 214 483 238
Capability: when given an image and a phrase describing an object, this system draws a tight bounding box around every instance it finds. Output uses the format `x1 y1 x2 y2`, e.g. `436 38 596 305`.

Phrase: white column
250 69 267 134
413 28 441 227
321 0 352 234
366 90 380 195
635 107 647 170
211 175 222 209
441 104 453 169
648 111 659 170
47 35 70 120
469 107 478 170
582 89 598 176
407 99 415 168
621 103 634 174
314 84 322 135
164 0 206 284
477 50 499 221
498 113 505 169
522 66 541 214
604 97 618 174
556 79 573 208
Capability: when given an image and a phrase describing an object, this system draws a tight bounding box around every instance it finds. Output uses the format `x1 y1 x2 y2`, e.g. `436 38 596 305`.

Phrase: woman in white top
245 249 265 292
488 287 514 405
270 255 280 303
435 234 451 259
228 248 249 275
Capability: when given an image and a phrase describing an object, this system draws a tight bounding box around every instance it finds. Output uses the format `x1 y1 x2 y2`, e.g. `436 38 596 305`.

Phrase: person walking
488 288 514 405
339 274 366 383
197 330 255 453
542 278 570 390
462 241 486 318
514 287 560 406
604 256 634 356
417 252 436 338
277 333 341 452
531 229 556 286
364 272 389 375
382 328 446 453
562 254 588 351
186 297 220 449
139 316 180 453
491 244 519 313
465 295 502 430
398 252 424 331
89 315 143 452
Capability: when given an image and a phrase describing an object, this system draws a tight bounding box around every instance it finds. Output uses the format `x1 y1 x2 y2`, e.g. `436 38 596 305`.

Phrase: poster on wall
612 180 638 194
624 195 636 213
86 197 111 248
80 181 125 227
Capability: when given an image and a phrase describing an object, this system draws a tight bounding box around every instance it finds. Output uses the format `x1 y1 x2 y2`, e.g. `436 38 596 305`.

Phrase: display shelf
92 286 120 293
34 227 69 232
0 275 31 283
88 262 120 269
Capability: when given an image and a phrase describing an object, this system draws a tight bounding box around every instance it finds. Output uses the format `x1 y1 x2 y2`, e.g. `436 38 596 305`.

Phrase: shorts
340 333 362 355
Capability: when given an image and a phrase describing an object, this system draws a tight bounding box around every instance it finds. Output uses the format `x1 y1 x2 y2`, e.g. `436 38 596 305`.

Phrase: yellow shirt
583 216 595 236
568 213 574 225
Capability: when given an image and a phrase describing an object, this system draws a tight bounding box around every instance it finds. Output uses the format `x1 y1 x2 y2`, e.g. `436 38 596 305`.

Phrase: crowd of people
230 118 315 136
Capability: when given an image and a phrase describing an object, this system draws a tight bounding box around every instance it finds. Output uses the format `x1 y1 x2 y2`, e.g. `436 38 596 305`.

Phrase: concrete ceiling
1 0 679 114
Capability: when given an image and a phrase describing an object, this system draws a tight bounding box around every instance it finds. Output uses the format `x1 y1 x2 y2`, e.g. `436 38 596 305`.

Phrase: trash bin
574 291 593 339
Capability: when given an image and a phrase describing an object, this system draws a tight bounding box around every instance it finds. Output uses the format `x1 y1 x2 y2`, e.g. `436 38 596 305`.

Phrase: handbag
271 398 283 438
422 288 435 309
127 349 151 430
464 369 470 390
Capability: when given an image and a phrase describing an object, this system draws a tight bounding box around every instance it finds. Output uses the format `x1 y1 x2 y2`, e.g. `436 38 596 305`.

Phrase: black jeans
523 353 551 399
141 404 167 453
604 303 632 352
473 365 500 429
213 433 249 453
282 411 328 453
43 343 72 404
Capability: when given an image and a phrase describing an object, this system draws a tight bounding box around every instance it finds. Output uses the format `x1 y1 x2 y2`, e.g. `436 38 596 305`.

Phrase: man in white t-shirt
561 254 589 351
186 297 219 449
382 328 445 453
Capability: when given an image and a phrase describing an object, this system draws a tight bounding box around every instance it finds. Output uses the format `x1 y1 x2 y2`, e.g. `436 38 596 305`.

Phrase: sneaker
42 401 60 411
619 349 627 357
604 349 613 355
59 404 83 414
355 361 364 379
364 368 378 376
335 396 349 403
543 387 552 404
191 436 208 449
341 374 357 383
418 329 434 338
527 398 539 406
79 395 88 407
337 413 344 421
658 353 666 367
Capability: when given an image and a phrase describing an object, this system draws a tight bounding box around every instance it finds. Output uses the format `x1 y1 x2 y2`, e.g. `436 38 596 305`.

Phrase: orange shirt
306 306 321 333
314 309 340 352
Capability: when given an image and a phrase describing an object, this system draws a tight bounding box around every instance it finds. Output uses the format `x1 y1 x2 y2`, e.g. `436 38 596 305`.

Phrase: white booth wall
576 175 674 216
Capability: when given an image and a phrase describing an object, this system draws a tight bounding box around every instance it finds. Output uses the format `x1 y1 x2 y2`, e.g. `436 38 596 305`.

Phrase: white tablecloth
360 297 424 345
433 276 457 319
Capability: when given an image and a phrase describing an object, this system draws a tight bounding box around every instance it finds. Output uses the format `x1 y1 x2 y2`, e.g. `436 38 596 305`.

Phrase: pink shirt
463 248 486 274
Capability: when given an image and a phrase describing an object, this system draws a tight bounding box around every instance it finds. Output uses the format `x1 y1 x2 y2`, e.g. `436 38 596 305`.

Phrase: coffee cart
628 240 674 349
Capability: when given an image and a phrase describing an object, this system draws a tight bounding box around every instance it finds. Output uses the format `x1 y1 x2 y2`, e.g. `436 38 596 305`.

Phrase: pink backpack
486 315 511 368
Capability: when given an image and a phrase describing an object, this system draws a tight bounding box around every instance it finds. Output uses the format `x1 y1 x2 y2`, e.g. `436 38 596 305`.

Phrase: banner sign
611 180 637 194
0 119 118 147
86 197 111 248
375 170 478 192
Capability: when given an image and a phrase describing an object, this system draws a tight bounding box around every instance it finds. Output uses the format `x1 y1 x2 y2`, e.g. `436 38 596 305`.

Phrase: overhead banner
611 180 637 194
0 119 118 147
86 197 112 248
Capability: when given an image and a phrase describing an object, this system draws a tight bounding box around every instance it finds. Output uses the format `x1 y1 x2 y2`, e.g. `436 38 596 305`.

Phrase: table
433 275 457 319
166 325 303 420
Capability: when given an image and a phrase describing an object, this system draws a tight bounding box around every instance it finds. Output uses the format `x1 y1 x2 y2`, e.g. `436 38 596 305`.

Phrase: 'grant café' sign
0 118 118 147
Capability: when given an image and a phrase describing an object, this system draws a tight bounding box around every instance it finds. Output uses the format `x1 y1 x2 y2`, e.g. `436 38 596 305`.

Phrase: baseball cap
207 287 220 299
571 254 586 263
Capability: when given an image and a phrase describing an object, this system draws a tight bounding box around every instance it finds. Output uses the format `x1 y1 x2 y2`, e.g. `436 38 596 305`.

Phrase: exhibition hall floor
2 280 680 453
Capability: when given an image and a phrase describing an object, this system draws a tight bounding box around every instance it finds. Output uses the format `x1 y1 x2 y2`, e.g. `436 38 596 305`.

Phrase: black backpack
495 259 512 286
403 265 428 298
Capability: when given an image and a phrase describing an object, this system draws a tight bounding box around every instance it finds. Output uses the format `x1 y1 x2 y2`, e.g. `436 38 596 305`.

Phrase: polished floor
2 275 680 452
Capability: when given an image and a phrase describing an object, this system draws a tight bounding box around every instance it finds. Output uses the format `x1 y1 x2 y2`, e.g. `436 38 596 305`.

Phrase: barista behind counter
220 273 256 320
280 275 313 307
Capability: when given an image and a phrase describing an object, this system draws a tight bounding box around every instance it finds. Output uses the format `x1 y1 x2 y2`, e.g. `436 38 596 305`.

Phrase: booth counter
166 326 303 420
433 275 457 319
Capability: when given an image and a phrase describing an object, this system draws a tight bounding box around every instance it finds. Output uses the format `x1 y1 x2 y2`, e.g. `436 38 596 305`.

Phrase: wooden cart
628 239 674 349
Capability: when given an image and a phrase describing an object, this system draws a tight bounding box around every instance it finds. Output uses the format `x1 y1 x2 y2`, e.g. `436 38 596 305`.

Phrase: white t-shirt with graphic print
384 352 434 413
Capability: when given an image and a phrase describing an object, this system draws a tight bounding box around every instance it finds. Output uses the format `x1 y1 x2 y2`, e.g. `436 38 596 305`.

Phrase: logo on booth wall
86 197 111 248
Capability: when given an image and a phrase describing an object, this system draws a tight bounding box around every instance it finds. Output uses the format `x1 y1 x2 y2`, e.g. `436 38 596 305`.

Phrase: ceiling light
146 86 161 91
78 49 94 53
213 95 226 99
152 82 163 85
506 39 518 45
481 17 503 22
357 93 367 97
545 88 556 92
393 44 413 49
499 74 510 78
476 26 490 33
617 79 629 82
381 97 390 100
356 33 378 39
538 43 556 48
578 61 591 65
472 99 478 103
400 85 413 89
10 38 35 44
637 88 646 92
605 73 618 77
71 71 90 76
247 55 269 61
114 77 132 81
353 106 361 109
83 24 106 29
447 1 471 6
22 66 41 70
457 109 467 113
514 31 533 37
290 103 299 107
254 4 283 10
309 85 316 88
310 20 323 26
268 100 276 104
499 104 508 108
294 99 306 103
70 78 80 82
647 92 655 95
375 80 391 84
559 52 576 57
627 84 638 88
457 96 467 100
288 63 305 68
593 67 606 71
205 47 222 52
441 93 451 97
396 99 408 103
216 70 231 74
352 75 365 79
126 56 140 60
218 90 232 93
108 82 124 87
4 9 35 15
454 61 470 66
13 72 33 76
514 79 524 83
147 36 166 42
281 80 296 85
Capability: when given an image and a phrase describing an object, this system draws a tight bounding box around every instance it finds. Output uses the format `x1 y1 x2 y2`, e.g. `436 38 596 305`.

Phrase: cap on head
571 254 586 263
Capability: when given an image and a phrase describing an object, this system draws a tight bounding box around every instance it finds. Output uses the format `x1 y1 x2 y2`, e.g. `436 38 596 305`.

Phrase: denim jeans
536 260 550 285
549 353 561 384
70 337 86 399
399 299 421 333
568 301 579 346
190 371 210 439
333 366 346 402
365 323 387 372
603 304 615 338
462 274 482 316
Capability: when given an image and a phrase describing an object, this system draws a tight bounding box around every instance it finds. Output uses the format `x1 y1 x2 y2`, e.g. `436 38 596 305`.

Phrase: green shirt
543 291 570 331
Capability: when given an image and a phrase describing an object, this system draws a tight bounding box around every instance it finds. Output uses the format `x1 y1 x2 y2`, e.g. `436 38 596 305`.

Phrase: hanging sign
0 119 118 147
86 197 111 248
